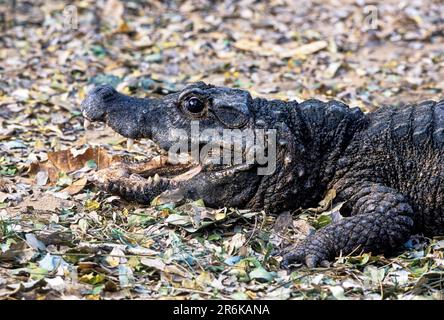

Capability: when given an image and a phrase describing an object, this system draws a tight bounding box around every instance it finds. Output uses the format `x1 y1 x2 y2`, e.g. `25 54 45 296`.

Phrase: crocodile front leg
281 183 415 268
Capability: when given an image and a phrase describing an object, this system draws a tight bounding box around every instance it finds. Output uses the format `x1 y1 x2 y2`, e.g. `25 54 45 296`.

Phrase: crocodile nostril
90 85 118 102
91 85 106 94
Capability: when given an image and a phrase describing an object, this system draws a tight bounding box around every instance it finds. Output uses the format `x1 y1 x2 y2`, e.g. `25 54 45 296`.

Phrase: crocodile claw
281 243 332 269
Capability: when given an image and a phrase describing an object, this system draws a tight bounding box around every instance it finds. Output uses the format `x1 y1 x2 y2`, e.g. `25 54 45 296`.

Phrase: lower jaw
116 154 202 182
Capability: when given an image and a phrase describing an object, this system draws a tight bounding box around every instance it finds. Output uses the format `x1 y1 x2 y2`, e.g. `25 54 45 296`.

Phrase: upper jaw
81 84 119 119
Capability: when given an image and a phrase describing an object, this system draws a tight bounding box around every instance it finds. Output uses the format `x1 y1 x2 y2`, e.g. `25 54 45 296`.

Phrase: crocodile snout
81 85 119 123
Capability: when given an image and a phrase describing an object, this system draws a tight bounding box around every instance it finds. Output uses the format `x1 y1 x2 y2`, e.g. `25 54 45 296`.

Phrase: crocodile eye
185 97 205 114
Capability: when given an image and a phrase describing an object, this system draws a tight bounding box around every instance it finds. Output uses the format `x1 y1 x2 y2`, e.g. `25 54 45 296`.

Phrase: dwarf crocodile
81 82 444 268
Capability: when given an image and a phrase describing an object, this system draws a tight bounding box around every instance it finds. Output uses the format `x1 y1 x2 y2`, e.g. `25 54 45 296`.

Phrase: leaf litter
0 0 444 300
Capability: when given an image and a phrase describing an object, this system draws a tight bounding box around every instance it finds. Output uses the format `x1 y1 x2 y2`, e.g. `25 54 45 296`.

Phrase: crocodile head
81 82 273 209
81 82 365 211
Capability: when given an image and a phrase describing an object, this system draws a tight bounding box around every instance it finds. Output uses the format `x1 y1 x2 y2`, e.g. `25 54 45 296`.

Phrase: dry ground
0 0 444 300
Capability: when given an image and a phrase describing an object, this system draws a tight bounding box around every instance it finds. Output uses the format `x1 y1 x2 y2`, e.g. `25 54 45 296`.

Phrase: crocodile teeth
127 138 134 151
147 176 153 184
84 119 91 130
153 174 160 183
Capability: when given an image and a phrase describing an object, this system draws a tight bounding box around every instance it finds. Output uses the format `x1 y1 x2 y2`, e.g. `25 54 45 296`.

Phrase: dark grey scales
81 82 444 268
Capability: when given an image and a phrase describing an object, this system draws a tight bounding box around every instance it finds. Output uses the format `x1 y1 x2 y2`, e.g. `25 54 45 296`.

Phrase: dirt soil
0 0 443 300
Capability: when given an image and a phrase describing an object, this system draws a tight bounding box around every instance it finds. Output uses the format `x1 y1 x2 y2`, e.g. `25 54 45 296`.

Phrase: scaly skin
81 82 444 268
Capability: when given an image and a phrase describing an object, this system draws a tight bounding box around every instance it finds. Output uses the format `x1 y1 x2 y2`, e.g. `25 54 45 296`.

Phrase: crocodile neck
249 98 368 210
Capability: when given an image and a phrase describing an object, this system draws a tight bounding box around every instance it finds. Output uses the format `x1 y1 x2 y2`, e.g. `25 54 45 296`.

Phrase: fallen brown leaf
48 147 115 172
61 177 88 195
279 40 328 58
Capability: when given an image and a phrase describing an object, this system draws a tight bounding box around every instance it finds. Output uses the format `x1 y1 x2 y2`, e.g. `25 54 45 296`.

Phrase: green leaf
363 265 386 285
208 233 221 241
56 172 72 187
78 218 89 232
86 160 97 169
90 45 107 58
328 286 346 300
249 267 276 283
90 73 121 87
241 257 262 268
144 53 163 63
347 253 371 265
29 267 49 281
91 284 105 295
157 203 176 210
409 263 430 278
127 214 155 227
165 214 191 226
231 292 250 300
118 265 134 287
80 272 106 285
193 199 205 207
314 213 332 229
0 165 17 176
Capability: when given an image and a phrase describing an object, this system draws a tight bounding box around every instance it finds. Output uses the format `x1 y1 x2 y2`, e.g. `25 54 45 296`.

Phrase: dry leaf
48 147 115 172
140 257 166 271
280 40 328 58
60 177 88 195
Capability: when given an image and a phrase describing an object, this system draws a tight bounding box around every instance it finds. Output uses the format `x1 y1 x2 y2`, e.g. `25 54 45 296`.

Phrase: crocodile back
333 100 444 234
370 100 444 149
